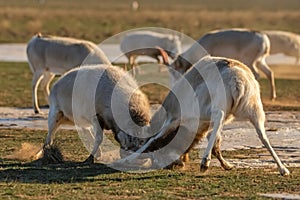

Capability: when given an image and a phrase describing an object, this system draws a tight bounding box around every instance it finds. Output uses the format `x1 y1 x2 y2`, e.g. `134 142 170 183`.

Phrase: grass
0 62 299 198
0 128 299 199
0 62 33 107
0 0 299 43
0 62 299 110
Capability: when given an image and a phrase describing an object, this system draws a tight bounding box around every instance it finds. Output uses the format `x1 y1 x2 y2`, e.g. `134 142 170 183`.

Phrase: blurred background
0 0 299 43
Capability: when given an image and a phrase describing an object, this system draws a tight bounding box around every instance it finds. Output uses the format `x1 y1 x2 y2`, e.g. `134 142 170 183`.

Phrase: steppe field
0 0 299 199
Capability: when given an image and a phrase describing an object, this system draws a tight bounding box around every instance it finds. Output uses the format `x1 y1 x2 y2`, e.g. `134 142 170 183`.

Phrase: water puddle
0 43 297 64
259 193 300 199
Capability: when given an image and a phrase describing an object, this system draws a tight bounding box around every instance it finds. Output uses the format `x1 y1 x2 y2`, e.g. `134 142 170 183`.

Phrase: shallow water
0 43 297 64
260 193 300 199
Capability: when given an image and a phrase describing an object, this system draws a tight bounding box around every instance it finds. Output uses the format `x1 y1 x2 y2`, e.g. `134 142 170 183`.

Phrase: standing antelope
170 29 276 100
27 33 111 114
120 30 182 76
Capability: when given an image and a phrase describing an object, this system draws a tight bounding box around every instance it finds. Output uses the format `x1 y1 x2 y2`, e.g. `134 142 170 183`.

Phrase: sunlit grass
0 0 299 43
0 62 299 110
0 128 299 199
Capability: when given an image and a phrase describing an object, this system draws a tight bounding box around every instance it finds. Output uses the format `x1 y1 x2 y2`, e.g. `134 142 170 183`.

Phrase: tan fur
170 29 276 100
120 31 182 76
37 64 151 164
124 56 289 176
26 33 111 113
264 30 300 64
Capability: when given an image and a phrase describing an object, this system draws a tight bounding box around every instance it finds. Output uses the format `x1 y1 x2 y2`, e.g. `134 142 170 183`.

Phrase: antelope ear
155 46 169 65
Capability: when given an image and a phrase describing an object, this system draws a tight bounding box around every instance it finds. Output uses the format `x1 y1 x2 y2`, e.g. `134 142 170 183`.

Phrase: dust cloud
5 142 42 161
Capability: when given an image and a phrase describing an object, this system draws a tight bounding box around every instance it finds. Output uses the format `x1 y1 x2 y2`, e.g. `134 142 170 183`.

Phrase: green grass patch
259 78 300 110
0 62 33 107
0 62 299 110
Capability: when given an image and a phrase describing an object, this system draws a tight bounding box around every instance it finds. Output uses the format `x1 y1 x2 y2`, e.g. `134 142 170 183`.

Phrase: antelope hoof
222 163 234 171
200 164 209 172
280 168 290 176
200 157 211 172
33 148 44 160
83 155 95 164
165 159 185 169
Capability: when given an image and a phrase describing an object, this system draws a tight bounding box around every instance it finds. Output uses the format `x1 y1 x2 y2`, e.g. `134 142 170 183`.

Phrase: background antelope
27 33 111 113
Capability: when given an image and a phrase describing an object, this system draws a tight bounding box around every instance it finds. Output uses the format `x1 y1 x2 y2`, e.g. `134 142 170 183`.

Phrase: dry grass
270 64 300 80
0 0 299 43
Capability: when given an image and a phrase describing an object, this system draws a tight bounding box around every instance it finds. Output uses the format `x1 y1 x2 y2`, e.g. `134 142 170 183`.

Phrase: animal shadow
0 159 119 184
